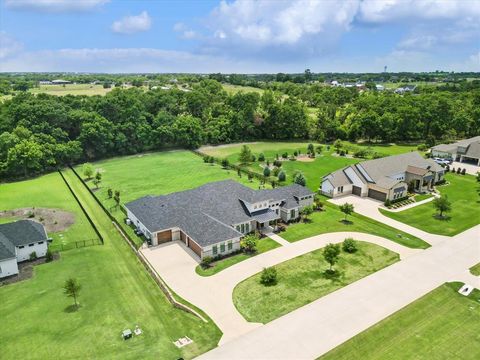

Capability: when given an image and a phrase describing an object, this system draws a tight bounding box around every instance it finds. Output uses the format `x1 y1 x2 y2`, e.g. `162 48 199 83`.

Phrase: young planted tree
339 203 354 221
260 267 278 286
300 205 314 222
64 278 81 308
293 172 306 186
107 188 113 199
239 145 253 164
221 158 229 168
258 153 265 162
82 163 94 180
114 190 121 208
263 166 271 177
433 195 451 218
307 143 314 154
323 243 341 273
240 234 258 254
93 171 102 189
278 170 286 182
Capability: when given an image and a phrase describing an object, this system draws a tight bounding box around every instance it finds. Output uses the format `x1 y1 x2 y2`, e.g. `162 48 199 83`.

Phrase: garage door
368 189 387 202
180 231 187 244
188 237 202 257
352 186 362 196
157 230 172 244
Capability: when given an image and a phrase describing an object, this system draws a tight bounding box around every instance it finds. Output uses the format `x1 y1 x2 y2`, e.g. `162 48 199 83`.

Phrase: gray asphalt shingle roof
0 220 48 261
125 180 314 247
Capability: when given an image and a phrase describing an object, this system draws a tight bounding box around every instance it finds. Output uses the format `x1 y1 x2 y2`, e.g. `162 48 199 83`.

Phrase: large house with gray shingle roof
0 220 49 278
321 152 444 202
431 136 480 166
125 180 314 259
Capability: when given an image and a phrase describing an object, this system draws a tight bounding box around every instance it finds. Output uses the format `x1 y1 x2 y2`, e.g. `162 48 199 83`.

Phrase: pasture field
320 283 480 360
0 169 221 359
233 241 399 323
380 173 479 236
0 172 98 250
77 150 270 247
221 83 264 94
29 84 112 96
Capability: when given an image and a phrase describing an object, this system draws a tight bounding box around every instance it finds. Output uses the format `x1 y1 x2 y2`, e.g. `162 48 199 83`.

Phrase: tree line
0 78 479 179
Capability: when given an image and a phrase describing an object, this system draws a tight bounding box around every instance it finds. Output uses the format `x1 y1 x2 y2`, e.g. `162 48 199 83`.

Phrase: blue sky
0 0 478 73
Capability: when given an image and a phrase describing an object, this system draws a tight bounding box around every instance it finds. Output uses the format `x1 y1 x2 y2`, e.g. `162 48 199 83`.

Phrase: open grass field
76 150 269 247
233 241 399 324
0 172 98 251
0 169 221 359
282 202 429 249
221 83 264 95
29 84 113 96
195 237 280 276
200 142 420 191
320 282 480 360
380 173 480 236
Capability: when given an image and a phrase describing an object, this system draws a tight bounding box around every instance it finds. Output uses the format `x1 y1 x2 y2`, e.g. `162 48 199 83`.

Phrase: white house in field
0 220 49 278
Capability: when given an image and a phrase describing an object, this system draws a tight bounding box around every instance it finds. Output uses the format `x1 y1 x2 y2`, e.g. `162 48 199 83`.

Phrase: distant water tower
384 65 388 73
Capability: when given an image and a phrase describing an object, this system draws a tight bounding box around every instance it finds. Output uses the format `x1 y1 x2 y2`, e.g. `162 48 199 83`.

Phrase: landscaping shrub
278 170 286 182
372 152 385 159
221 158 229 168
461 168 466 175
203 155 209 163
389 196 409 205
263 167 271 177
273 160 282 167
200 256 213 269
342 238 357 253
45 248 54 262
251 154 256 162
29 251 37 261
260 267 278 286
240 234 258 254
417 144 428 151
282 152 288 159
435 179 446 185
272 166 280 176
340 150 346 156
266 159 270 166
354 149 369 158
384 199 391 207
289 155 297 161
445 165 450 172
258 153 265 162
316 145 323 154
456 167 461 174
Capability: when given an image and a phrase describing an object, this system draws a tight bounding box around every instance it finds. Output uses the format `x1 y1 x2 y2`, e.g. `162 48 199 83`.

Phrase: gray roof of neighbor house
125 180 314 247
0 220 48 261
432 136 480 157
323 152 443 191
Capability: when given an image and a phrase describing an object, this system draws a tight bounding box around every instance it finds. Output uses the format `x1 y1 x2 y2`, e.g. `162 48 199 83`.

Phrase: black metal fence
50 238 103 252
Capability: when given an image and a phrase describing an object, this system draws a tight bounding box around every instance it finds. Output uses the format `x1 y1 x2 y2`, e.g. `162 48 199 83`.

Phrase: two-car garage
155 229 202 257
367 188 387 202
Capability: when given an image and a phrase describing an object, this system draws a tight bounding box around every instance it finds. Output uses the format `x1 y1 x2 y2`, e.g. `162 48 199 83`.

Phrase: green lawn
76 150 269 247
320 282 480 360
0 169 221 359
200 142 420 192
29 83 113 96
0 172 98 251
470 263 480 276
221 83 264 95
195 237 280 276
233 241 399 324
281 202 429 249
415 193 434 202
380 173 480 236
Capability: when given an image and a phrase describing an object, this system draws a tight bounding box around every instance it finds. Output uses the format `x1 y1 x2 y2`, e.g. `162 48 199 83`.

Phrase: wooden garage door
157 230 172 244
188 238 202 257
180 231 187 244
368 189 387 202
352 186 362 196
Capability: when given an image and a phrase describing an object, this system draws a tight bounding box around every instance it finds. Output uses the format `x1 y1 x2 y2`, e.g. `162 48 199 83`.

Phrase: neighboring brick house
431 136 480 166
321 152 444 202
0 220 49 278
125 180 314 259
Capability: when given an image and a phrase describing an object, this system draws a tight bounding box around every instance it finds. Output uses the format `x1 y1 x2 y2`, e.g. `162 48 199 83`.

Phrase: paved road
329 195 448 246
198 224 480 359
141 232 419 345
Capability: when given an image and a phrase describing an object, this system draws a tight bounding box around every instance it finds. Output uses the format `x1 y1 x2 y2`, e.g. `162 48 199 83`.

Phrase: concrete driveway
329 194 448 245
198 224 480 359
141 232 420 345
451 161 479 175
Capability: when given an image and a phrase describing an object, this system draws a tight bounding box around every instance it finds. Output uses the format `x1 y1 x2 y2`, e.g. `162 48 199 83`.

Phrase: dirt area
0 207 75 232
0 253 60 286
296 156 315 162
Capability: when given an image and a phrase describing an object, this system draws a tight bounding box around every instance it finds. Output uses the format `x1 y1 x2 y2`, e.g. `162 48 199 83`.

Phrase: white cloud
4 0 109 13
358 0 480 23
111 11 152 34
173 22 199 40
0 31 23 59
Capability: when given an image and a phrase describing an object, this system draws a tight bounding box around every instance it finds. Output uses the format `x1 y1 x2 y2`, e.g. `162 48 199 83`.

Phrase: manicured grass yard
195 237 280 276
0 169 221 359
380 173 480 236
0 172 98 250
233 241 399 323
470 263 480 276
282 202 429 249
77 150 269 247
320 282 480 360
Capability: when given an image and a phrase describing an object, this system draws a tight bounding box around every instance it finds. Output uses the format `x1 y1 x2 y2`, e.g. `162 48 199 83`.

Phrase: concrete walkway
198 225 480 359
141 232 418 345
329 195 448 246
266 233 291 246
